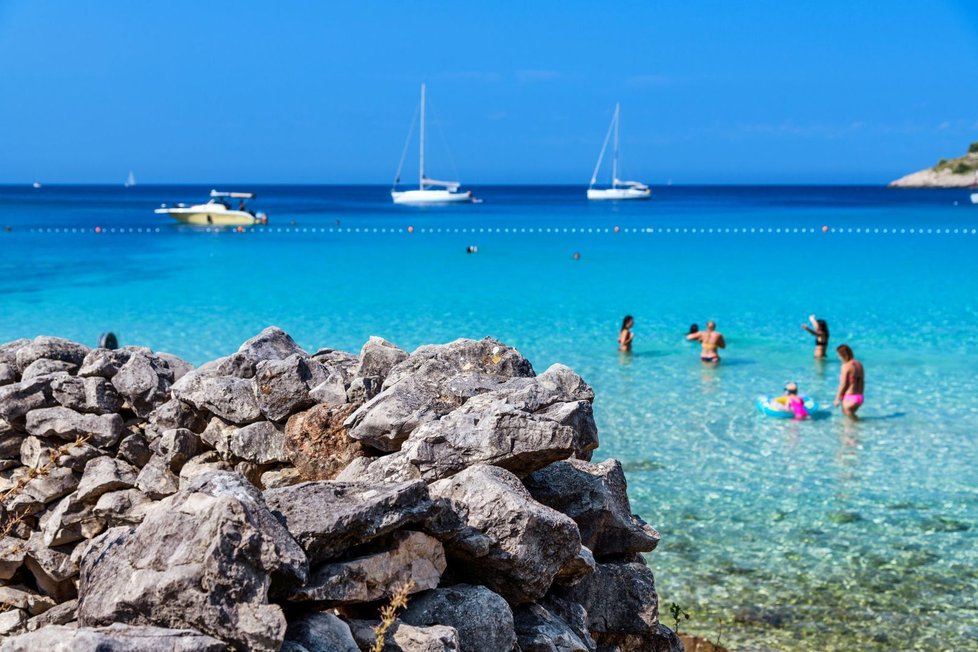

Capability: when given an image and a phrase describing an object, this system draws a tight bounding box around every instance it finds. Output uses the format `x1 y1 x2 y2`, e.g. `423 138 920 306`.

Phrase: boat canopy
210 190 256 199
422 178 460 191
614 179 649 190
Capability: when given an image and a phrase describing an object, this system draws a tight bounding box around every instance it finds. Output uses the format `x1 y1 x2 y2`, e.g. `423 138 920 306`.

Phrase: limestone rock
25 532 78 601
171 372 261 425
554 546 597 587
0 363 18 386
92 488 153 526
78 471 308 651
111 352 173 417
264 479 433 564
0 609 27 637
284 403 362 480
76 456 139 503
0 624 229 652
50 374 123 415
21 359 76 380
427 464 581 605
148 398 207 433
307 372 349 407
259 467 302 489
0 339 30 366
134 455 179 499
238 326 309 363
0 536 28 580
78 347 139 379
4 467 79 514
179 451 234 487
524 459 659 559
283 612 359 652
0 584 56 616
253 354 327 422
0 427 24 458
400 584 516 652
54 440 101 473
15 336 89 373
0 376 58 424
385 337 534 390
157 428 203 472
289 530 445 605
200 416 237 455
355 336 408 380
116 431 153 468
346 375 383 405
23 598 77 631
348 619 460 652
18 435 52 468
230 420 289 464
39 491 94 546
514 603 594 652
25 406 124 448
157 352 194 382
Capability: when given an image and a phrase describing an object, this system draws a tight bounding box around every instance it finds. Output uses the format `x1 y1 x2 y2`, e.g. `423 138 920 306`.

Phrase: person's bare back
687 320 725 363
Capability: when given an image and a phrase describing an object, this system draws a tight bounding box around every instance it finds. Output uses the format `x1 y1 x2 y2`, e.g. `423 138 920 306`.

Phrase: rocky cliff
888 142 978 187
0 329 683 652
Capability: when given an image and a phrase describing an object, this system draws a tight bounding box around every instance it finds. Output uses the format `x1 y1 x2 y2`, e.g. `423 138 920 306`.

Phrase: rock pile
0 329 682 651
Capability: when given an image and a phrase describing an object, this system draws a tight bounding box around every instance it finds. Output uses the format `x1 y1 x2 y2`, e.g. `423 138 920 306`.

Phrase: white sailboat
587 103 651 200
391 84 472 204
124 171 136 188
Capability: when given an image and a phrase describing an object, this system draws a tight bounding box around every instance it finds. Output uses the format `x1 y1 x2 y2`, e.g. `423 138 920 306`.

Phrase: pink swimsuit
789 397 809 419
844 394 864 406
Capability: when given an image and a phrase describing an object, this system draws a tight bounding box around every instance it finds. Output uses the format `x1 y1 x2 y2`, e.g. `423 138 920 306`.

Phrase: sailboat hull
392 189 473 204
587 187 652 200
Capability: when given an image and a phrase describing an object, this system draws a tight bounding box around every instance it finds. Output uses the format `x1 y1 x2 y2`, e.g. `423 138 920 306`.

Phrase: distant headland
889 142 978 187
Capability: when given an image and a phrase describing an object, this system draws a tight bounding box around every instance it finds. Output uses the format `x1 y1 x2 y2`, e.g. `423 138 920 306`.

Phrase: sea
1 184 976 651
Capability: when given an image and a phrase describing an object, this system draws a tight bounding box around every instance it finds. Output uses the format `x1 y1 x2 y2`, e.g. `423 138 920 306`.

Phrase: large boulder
147 398 207 434
171 372 261 425
78 471 307 652
110 352 173 417
400 584 516 652
230 421 289 465
50 375 123 415
282 612 359 652
76 456 139 503
252 355 327 422
0 376 58 424
283 404 362 480
0 624 228 652
427 464 581 605
288 530 445 605
524 459 659 559
4 467 79 515
344 338 535 453
77 348 137 379
514 603 594 652
354 336 408 380
264 479 433 564
24 406 124 448
21 359 76 380
14 336 89 373
237 327 308 363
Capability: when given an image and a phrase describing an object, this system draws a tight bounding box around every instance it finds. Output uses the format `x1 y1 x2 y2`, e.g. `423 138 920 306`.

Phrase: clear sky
3 0 978 184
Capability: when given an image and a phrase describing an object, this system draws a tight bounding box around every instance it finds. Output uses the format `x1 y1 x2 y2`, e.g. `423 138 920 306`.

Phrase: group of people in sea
617 314 866 420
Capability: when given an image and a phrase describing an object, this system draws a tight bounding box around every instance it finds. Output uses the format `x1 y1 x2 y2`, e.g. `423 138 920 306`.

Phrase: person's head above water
688 323 699 334
706 320 716 331
621 315 634 330
836 344 854 361
784 382 799 395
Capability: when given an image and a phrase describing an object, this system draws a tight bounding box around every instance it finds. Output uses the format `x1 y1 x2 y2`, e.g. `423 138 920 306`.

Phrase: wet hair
706 320 716 330
688 323 699 335
621 315 634 330
817 319 829 336
836 344 853 361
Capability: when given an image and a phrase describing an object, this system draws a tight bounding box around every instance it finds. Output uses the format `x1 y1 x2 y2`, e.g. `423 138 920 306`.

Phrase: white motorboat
391 84 473 204
154 190 268 226
587 103 651 201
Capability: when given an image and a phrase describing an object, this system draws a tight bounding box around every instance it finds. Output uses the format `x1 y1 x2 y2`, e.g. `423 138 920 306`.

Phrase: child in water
782 382 809 420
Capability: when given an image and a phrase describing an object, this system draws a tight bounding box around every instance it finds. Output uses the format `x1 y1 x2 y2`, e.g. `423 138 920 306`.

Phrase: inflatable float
756 395 819 418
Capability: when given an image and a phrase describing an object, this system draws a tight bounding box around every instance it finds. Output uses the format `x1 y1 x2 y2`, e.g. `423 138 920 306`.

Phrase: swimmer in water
801 314 829 358
781 382 809 420
618 315 634 352
686 320 725 364
833 344 864 419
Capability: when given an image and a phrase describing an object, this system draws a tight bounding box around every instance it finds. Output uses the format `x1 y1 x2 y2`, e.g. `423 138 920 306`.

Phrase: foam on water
2 185 976 650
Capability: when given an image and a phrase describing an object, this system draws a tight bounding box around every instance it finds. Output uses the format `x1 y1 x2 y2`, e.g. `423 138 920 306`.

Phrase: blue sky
2 0 978 184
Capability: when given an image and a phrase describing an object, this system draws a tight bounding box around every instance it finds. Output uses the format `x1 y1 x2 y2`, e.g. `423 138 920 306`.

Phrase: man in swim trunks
686 320 725 364
833 344 864 419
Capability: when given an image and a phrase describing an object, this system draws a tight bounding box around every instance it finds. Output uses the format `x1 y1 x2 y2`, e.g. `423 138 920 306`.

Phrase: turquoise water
2 185 977 650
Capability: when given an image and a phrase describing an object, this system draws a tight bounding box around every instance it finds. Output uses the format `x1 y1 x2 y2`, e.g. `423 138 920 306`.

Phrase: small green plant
934 158 948 170
953 161 973 175
669 602 690 635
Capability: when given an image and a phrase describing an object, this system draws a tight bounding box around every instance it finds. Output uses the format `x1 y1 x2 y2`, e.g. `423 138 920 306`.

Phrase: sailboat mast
612 103 620 188
419 84 426 190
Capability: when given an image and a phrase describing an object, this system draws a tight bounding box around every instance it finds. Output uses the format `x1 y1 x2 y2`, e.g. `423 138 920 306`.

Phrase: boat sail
124 171 136 188
587 103 651 200
391 84 473 204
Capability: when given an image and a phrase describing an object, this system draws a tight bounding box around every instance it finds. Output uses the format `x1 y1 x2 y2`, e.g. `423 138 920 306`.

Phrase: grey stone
116 432 153 468
385 337 534 390
15 336 89 373
259 467 302 489
77 347 137 379
400 584 516 652
77 456 139 503
92 489 153 526
4 467 79 514
0 624 229 652
24 598 77 631
284 612 359 652
25 532 78 601
39 491 94 546
554 546 597 587
0 536 28 580
283 403 362 481
25 406 124 448
312 348 359 380
346 375 383 405
171 372 261 425
514 603 593 652
0 584 56 616
0 425 23 457
355 336 408 380
540 597 597 652
55 440 101 473
195 352 258 380
147 398 206 433
78 471 308 651
21 359 76 380
134 455 179 499
524 459 659 559
178 451 234 487
51 374 123 415
0 363 18 386
348 619 460 652
308 371 348 407
0 339 30 366
252 354 327 422
264 479 433 564
158 428 203 471
0 466 29 495
157 352 194 382
230 420 289 464
111 352 172 417
19 435 53 468
0 609 27 637
0 376 57 424
238 326 309 363
427 464 581 605
200 416 237 455
289 531 445 605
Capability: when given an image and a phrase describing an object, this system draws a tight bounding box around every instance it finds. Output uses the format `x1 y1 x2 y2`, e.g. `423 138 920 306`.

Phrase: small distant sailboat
32 181 41 189
391 84 473 205
124 171 136 188
970 171 978 204
587 103 651 201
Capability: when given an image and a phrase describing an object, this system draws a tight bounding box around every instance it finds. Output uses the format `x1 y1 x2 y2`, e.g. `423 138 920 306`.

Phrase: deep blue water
2 184 977 650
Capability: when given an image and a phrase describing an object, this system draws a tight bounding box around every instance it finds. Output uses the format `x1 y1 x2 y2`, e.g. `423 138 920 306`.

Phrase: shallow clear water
2 185 977 650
